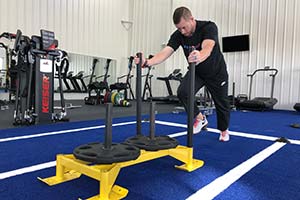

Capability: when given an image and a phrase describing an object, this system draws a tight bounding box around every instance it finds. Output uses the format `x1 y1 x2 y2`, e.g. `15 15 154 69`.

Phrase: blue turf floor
0 110 300 200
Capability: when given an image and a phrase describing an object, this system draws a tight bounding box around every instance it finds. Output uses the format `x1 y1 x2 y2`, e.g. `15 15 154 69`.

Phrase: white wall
130 0 300 110
0 0 131 78
1 0 299 109
129 0 173 97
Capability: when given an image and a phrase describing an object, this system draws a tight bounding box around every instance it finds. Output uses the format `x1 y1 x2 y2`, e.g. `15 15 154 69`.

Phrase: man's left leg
206 68 230 141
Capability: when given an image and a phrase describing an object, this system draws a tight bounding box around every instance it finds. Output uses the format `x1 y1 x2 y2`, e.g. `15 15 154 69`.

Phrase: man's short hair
173 7 192 24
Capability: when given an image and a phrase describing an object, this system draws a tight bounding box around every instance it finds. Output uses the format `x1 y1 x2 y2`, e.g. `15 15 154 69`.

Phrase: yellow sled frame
38 145 204 200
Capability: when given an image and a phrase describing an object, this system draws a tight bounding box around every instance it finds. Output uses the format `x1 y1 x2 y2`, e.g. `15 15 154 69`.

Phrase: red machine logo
42 75 50 113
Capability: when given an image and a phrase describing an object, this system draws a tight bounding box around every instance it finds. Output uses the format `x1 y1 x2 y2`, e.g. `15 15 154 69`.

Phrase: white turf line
0 121 136 143
0 161 56 180
0 120 298 181
156 120 300 145
186 142 286 200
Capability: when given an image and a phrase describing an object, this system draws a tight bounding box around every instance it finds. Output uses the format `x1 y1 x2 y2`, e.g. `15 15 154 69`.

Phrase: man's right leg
177 71 207 134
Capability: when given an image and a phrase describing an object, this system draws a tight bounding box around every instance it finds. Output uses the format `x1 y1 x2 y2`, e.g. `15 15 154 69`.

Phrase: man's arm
147 46 174 66
188 39 215 64
136 46 174 67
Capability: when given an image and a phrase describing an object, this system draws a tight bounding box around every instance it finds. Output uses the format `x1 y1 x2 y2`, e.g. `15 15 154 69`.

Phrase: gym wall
0 0 131 79
129 0 173 98
130 0 300 110
1 0 299 109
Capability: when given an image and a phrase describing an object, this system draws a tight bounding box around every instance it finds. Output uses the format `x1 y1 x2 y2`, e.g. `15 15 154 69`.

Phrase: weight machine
12 29 69 125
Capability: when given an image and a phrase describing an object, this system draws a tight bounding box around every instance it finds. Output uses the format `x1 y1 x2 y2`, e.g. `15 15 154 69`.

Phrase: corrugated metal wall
1 0 299 109
130 0 174 97
0 0 131 79
131 0 300 109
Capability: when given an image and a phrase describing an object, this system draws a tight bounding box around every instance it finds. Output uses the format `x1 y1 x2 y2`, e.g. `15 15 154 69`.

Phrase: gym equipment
0 99 9 110
236 67 278 111
173 86 215 116
290 123 300 128
294 103 300 112
142 55 154 100
54 103 82 110
53 52 72 93
84 59 111 105
0 44 8 90
103 91 131 107
110 56 135 100
12 29 69 125
39 52 204 200
0 69 6 88
197 86 214 115
235 94 248 106
0 33 16 89
228 82 236 110
73 71 88 92
73 103 140 164
142 65 153 100
290 103 300 128
150 69 183 103
0 32 18 100
66 71 81 92
12 30 31 125
52 50 70 122
66 71 87 93
125 55 178 150
275 137 291 143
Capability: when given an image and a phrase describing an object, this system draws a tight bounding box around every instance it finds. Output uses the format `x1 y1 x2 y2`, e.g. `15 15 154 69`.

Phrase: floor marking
168 131 187 138
0 121 136 143
1 120 297 180
156 120 300 144
186 142 286 200
0 161 56 180
288 139 300 145
0 129 187 180
207 128 278 141
156 120 187 128
3 120 296 144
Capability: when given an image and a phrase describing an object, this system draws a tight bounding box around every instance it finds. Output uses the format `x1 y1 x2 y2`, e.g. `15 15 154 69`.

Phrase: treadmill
66 71 80 92
150 69 182 103
291 103 300 128
73 71 88 92
236 66 278 111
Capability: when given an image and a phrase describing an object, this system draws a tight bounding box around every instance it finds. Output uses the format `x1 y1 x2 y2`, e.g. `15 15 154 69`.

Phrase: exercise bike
84 58 111 105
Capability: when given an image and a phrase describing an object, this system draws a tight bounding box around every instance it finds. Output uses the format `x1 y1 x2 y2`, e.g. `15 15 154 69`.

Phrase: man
135 6 230 141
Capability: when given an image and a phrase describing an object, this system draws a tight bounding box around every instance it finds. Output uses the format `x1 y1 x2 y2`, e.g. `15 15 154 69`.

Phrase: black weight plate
73 142 140 164
125 135 178 151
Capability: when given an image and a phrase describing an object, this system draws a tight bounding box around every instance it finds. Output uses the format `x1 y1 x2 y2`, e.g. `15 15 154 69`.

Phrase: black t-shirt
167 20 225 77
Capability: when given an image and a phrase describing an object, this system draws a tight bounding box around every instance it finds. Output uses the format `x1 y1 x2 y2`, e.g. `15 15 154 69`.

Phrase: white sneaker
193 116 208 134
219 130 230 142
